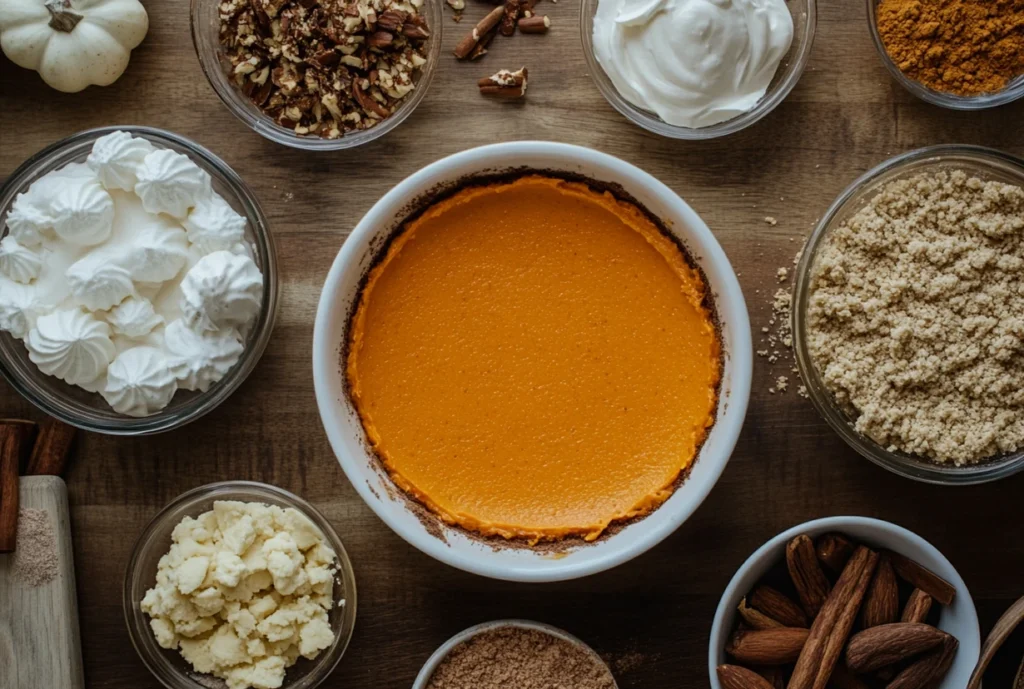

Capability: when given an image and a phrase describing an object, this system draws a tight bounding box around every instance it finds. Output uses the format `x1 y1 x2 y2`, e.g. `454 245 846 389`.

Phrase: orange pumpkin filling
346 176 721 542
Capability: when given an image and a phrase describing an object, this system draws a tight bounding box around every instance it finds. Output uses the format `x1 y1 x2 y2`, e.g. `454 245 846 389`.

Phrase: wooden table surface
3 1 1024 687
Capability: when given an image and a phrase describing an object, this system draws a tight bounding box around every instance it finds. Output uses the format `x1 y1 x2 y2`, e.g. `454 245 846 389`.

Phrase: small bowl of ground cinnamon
867 0 1024 109
413 620 618 689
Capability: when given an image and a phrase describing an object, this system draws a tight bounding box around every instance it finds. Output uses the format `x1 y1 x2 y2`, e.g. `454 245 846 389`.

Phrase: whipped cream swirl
593 0 794 128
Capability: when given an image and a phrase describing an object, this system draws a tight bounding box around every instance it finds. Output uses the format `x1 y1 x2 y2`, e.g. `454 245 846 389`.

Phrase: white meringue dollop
135 149 211 219
0 236 43 284
181 251 263 333
66 252 134 311
0 279 42 339
5 192 52 246
182 193 247 255
126 224 189 283
102 346 179 417
108 296 163 338
27 308 116 386
164 319 244 391
51 178 115 246
88 130 155 192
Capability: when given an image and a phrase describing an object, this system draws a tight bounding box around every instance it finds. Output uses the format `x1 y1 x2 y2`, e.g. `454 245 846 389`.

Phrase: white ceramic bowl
412 620 618 689
313 142 752 582
708 517 981 689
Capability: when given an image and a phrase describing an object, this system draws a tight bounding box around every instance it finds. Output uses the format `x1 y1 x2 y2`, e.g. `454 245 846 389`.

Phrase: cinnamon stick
788 545 880 689
0 422 33 553
0 419 37 473
26 416 76 476
901 589 934 624
884 550 956 606
453 5 505 58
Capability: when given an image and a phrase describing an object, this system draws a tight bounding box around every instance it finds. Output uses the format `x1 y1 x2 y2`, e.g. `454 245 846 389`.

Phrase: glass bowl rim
792 143 1024 485
122 480 358 689
578 0 818 140
189 0 443 151
864 0 1024 110
0 125 279 436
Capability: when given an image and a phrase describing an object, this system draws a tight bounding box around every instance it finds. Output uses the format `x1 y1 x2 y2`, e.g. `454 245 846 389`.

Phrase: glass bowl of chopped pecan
191 0 441 149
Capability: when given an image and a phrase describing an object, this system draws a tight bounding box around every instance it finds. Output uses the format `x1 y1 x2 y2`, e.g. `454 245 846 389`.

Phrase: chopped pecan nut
478 67 527 98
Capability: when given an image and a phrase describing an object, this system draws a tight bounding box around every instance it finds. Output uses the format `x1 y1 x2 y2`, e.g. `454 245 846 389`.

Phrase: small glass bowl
792 145 1024 485
866 0 1024 110
579 0 816 139
0 126 279 436
190 0 442 150
124 481 358 689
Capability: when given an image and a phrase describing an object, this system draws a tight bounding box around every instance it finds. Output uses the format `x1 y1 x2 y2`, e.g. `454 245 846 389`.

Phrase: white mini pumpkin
0 0 148 93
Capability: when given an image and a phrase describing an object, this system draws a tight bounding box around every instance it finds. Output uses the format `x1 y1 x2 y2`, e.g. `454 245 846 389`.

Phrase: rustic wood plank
2 0 1023 687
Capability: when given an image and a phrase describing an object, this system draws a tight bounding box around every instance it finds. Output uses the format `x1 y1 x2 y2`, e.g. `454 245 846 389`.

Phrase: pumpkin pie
346 176 721 542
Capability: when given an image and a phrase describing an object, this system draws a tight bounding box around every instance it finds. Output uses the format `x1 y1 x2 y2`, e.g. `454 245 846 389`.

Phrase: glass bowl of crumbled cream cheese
793 145 1024 484
0 126 278 435
580 0 817 139
124 481 357 689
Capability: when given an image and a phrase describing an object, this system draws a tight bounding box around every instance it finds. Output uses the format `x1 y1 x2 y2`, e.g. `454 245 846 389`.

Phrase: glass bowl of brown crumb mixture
413 620 618 689
191 0 441 150
793 145 1024 485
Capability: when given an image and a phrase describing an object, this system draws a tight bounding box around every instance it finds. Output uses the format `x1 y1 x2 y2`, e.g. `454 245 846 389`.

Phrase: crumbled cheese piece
141 501 340 689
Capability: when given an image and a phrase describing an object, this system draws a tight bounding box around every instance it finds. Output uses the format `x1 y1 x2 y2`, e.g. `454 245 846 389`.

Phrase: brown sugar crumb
427 627 616 689
807 170 1024 465
13 508 59 588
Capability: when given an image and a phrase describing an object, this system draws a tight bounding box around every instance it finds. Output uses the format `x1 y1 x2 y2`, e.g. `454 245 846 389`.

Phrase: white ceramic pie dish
312 142 752 582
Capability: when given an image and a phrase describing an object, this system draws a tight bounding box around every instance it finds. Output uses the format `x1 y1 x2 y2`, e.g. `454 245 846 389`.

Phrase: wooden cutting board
0 476 84 689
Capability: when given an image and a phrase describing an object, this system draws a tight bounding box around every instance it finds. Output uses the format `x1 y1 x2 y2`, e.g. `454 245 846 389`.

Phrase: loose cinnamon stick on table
787 545 880 689
0 419 37 473
26 416 76 476
884 549 956 606
0 421 35 552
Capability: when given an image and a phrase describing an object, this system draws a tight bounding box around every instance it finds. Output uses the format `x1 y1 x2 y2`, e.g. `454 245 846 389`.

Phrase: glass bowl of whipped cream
0 126 278 435
580 0 817 139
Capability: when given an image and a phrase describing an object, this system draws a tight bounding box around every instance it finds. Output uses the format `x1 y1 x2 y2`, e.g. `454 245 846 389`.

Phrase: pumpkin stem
45 0 83 32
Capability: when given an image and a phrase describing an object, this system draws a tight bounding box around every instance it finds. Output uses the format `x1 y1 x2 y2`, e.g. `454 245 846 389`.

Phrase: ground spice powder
426 627 617 689
12 508 59 587
876 0 1024 96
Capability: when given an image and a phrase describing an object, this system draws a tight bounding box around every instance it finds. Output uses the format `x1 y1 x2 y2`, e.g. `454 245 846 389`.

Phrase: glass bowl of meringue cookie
0 127 278 434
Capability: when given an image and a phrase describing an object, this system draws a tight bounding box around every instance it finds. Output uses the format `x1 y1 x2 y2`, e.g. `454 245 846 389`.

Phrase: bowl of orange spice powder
867 0 1024 109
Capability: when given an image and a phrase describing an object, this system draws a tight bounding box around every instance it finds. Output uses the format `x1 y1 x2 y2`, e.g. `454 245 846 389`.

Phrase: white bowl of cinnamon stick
709 517 980 689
